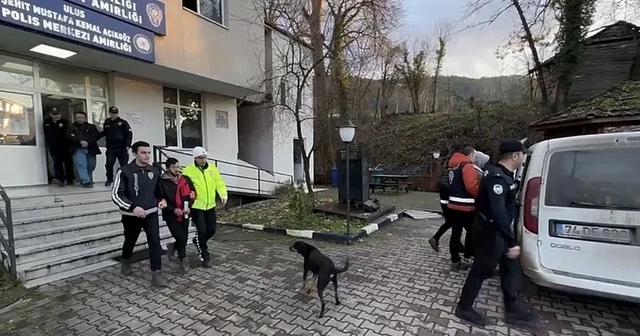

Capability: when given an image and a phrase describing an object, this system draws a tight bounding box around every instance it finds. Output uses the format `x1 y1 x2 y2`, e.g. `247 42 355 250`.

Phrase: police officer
455 139 535 327
43 107 74 186
102 106 133 187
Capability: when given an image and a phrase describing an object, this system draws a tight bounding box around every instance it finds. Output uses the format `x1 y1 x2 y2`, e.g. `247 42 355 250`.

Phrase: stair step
24 260 118 288
14 221 170 265
18 226 191 282
11 198 113 221
8 187 112 207
12 208 120 233
13 218 122 248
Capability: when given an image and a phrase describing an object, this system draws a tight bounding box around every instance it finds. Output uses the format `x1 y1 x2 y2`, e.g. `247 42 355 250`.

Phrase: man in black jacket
102 106 133 187
68 111 101 188
43 107 74 186
112 141 168 287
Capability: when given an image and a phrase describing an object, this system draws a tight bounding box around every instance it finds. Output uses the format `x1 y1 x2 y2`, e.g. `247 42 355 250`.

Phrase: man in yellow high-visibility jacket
182 146 227 268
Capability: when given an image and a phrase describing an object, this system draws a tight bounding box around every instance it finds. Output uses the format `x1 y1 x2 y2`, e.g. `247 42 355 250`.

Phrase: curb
219 213 401 244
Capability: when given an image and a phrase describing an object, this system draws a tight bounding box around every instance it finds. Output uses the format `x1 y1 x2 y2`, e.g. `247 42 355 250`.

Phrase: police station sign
0 0 155 62
67 0 165 36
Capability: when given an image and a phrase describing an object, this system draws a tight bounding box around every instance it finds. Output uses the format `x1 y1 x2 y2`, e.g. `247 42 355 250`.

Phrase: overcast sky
399 0 640 78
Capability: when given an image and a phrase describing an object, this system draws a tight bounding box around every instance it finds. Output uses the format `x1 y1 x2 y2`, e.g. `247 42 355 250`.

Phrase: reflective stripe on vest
447 162 475 207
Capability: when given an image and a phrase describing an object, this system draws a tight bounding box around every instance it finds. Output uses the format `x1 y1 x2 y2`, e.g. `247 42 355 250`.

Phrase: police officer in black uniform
102 106 133 187
44 107 74 186
455 139 535 327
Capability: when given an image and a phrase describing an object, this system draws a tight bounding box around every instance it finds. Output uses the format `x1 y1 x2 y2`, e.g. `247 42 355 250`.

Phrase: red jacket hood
448 152 472 168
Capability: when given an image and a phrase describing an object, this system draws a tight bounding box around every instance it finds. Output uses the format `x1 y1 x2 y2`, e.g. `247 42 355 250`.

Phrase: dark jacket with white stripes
111 162 162 216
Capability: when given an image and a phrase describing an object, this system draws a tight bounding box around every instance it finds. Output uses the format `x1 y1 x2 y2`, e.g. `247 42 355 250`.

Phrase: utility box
336 149 370 205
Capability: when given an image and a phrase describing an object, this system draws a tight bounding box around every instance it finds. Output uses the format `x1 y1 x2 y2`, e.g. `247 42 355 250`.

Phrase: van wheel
520 273 539 296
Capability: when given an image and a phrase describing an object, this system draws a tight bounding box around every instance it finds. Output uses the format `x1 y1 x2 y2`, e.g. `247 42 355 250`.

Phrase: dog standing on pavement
289 241 350 318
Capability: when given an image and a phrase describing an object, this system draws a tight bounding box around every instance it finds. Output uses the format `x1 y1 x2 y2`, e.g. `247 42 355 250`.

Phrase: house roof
530 81 640 129
528 21 640 74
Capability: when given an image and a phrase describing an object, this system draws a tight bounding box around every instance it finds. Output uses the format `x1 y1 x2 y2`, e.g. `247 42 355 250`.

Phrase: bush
284 184 314 220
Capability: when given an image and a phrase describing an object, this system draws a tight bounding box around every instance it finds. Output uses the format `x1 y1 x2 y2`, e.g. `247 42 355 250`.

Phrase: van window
545 148 640 210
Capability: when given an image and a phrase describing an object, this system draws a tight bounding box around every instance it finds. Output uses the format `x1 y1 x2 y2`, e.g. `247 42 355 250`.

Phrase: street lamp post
337 121 357 236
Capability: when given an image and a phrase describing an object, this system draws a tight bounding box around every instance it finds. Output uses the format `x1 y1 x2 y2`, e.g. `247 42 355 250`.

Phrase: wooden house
530 21 640 139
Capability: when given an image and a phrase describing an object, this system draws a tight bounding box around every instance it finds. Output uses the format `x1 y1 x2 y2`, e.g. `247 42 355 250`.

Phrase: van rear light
523 177 541 234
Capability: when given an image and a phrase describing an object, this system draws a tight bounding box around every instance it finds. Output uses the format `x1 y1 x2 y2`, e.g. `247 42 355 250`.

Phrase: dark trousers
106 147 129 181
50 150 74 183
458 218 521 310
449 209 475 263
166 218 189 260
191 208 217 261
121 212 162 271
433 203 453 240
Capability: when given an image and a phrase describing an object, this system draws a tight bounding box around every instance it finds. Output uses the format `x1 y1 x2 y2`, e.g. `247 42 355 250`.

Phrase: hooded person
460 150 492 261
181 146 228 268
446 146 480 271
159 157 196 273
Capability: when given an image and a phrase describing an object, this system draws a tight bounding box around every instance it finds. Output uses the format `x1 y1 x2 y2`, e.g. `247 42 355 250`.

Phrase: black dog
289 241 350 318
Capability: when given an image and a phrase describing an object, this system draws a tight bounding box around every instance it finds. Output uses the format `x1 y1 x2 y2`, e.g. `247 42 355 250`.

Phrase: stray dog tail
333 258 350 274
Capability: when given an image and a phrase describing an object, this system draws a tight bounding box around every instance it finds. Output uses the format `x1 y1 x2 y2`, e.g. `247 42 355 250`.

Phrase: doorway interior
293 138 304 183
42 94 86 183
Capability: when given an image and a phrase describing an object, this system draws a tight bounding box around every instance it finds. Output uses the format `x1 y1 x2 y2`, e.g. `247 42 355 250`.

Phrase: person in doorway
429 146 464 252
111 141 168 287
103 106 133 187
43 107 74 186
159 157 196 274
182 146 228 268
455 139 535 327
447 146 479 271
68 111 101 188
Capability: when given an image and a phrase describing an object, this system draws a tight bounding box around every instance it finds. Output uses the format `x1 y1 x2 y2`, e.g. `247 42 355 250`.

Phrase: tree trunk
512 0 551 112
295 87 314 200
308 0 333 180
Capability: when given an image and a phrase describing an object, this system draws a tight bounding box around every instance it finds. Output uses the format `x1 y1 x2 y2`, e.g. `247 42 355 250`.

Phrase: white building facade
0 0 312 192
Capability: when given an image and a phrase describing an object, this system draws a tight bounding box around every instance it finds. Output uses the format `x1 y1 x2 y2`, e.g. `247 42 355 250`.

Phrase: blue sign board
0 0 155 62
66 0 166 36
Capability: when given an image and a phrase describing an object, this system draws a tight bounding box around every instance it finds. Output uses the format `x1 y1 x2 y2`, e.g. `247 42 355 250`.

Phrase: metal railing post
7 199 15 278
258 170 261 194
152 146 158 165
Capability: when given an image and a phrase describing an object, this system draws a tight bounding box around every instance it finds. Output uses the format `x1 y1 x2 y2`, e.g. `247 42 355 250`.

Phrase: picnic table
370 174 412 194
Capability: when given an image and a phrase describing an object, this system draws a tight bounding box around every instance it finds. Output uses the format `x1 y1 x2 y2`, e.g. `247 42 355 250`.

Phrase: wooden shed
530 81 640 139
531 21 640 105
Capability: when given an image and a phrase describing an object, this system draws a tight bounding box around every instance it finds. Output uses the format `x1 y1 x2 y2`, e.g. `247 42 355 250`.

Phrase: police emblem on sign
448 170 454 184
133 34 153 55
493 184 503 195
148 171 154 180
146 3 164 28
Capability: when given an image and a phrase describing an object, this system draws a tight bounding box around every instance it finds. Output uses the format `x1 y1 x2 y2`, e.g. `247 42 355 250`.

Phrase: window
182 0 225 26
0 54 34 88
545 148 640 210
163 87 203 148
0 91 36 146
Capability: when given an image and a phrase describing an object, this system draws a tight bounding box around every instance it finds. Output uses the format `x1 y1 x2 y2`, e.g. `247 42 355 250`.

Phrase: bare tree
431 22 452 113
396 40 431 114
377 38 402 119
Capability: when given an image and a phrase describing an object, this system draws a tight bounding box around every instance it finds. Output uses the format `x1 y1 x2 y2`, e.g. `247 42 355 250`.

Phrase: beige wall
155 0 265 91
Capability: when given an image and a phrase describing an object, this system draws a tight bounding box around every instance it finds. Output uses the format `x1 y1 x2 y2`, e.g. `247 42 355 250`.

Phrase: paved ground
1 216 639 336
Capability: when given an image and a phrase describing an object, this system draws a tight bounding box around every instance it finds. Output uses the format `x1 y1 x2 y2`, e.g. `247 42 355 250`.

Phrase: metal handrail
0 184 16 278
152 146 293 195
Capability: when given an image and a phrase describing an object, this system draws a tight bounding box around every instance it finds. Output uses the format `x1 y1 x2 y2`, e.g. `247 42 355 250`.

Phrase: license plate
555 223 632 244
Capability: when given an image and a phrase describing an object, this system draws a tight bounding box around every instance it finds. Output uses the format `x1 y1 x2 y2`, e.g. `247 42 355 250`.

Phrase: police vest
447 162 475 207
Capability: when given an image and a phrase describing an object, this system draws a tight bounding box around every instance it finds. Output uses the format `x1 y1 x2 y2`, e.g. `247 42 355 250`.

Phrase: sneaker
428 237 439 252
104 181 112 187
83 183 93 189
451 261 462 272
202 260 211 268
52 179 64 187
455 305 487 327
505 304 537 327
66 180 74 186
121 260 133 276
151 271 168 287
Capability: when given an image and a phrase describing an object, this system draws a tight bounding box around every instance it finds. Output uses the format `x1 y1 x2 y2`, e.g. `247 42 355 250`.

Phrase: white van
516 132 640 303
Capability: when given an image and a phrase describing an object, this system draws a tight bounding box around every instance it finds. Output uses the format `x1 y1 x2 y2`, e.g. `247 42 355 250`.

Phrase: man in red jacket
447 146 479 271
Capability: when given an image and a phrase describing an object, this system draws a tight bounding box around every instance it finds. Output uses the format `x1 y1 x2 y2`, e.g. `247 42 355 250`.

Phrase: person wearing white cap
181 146 228 268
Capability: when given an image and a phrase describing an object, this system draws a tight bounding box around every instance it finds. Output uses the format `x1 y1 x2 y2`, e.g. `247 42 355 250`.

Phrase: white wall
155 0 264 91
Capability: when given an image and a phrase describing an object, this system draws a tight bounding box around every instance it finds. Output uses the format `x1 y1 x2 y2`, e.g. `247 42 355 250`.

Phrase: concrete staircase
3 185 194 288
